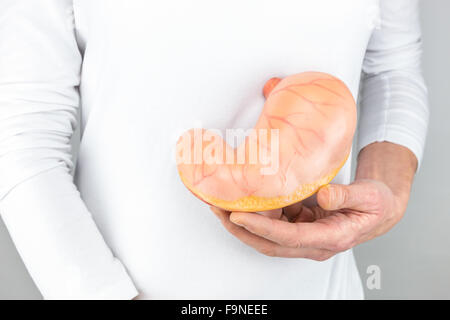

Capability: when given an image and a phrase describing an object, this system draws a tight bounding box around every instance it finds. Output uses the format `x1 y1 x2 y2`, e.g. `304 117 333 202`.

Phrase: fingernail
230 215 244 227
319 185 332 209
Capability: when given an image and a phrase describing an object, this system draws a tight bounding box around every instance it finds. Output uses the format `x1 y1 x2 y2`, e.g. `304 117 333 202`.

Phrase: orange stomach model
176 71 356 212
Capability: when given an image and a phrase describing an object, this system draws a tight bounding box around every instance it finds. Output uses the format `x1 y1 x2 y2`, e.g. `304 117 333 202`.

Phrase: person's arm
211 142 415 259
0 0 138 299
353 141 416 238
210 0 429 259
358 0 429 168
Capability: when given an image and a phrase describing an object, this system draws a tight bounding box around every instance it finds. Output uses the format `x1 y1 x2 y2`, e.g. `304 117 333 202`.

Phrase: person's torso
73 0 376 298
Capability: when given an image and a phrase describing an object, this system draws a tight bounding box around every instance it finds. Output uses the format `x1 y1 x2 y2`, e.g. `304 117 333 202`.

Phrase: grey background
0 0 448 299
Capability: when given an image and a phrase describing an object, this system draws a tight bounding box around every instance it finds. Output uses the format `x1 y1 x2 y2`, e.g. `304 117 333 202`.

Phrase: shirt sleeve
358 0 429 168
0 0 138 299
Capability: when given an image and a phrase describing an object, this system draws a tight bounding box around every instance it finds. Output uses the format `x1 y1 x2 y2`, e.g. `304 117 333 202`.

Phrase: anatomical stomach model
176 72 356 212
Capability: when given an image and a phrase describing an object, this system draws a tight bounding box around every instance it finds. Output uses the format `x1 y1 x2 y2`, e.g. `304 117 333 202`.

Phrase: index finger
229 211 351 251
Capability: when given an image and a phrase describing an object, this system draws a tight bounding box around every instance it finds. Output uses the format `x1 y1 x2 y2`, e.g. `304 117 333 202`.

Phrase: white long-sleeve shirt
0 0 428 299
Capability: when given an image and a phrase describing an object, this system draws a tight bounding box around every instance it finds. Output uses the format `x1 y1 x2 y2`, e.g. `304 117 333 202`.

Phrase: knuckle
290 238 304 249
366 186 383 205
332 237 355 252
288 224 305 248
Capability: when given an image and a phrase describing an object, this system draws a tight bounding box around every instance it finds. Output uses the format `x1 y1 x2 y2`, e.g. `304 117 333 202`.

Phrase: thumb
317 183 368 211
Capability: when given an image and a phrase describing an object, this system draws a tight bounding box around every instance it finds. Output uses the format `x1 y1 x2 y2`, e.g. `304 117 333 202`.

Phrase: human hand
210 142 417 260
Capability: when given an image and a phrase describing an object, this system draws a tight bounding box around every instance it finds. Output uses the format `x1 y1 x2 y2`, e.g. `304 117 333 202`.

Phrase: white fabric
358 0 429 167
0 0 428 299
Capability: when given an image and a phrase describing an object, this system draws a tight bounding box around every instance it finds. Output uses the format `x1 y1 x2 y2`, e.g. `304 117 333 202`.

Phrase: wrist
355 142 417 206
